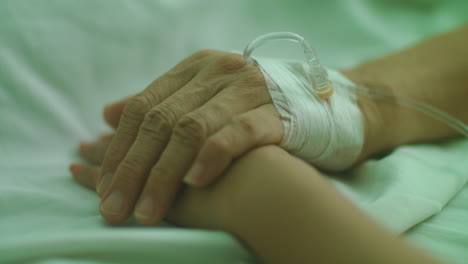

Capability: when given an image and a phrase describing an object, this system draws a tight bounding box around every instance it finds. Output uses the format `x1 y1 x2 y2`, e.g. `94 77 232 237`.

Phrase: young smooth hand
96 50 284 225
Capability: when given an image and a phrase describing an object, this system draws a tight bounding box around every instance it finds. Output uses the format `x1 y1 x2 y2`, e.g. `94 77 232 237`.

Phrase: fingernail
79 142 92 153
135 196 155 220
69 163 84 175
98 172 113 194
100 191 124 215
184 162 204 185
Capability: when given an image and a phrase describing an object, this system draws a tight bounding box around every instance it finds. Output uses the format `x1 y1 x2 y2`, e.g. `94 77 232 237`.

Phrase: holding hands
80 50 284 225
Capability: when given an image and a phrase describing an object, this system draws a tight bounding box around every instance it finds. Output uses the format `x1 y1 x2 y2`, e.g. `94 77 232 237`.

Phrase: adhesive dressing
256 58 364 171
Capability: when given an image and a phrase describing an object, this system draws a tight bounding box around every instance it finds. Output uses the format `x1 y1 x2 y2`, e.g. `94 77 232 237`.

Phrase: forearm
344 25 468 159
219 146 445 264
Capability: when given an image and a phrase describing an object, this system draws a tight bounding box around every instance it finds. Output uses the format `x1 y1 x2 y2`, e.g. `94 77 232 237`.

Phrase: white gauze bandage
256 58 365 171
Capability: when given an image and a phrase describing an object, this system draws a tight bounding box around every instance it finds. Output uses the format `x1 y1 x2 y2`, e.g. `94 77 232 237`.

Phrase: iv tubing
243 31 468 138
243 32 334 99
355 85 468 137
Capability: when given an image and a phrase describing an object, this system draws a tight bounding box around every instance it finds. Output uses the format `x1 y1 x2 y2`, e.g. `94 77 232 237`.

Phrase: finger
102 50 218 130
97 71 230 223
79 134 114 165
184 104 283 187
99 133 114 142
69 163 100 192
132 85 271 225
98 51 213 198
103 96 133 129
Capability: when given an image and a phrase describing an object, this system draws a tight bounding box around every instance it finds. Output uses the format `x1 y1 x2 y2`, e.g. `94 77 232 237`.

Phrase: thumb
103 96 133 129
183 103 284 187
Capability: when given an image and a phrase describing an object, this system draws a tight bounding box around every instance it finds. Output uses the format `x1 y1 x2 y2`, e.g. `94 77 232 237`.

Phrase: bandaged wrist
256 58 365 171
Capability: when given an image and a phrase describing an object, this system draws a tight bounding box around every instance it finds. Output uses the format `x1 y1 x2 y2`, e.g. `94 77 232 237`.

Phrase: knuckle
233 116 257 136
193 49 217 58
173 114 207 143
123 96 152 120
239 68 266 87
167 49 219 79
166 65 192 79
141 107 175 135
216 53 247 74
190 78 226 97
190 79 213 92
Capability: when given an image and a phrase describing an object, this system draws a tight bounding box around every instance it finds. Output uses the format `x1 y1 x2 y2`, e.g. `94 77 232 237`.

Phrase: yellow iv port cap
243 32 333 101
315 81 334 100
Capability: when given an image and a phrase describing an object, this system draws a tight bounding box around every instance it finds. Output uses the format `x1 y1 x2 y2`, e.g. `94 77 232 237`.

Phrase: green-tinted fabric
1 0 467 263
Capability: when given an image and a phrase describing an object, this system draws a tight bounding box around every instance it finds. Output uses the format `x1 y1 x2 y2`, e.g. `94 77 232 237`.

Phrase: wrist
341 66 402 161
343 26 468 161
217 145 447 264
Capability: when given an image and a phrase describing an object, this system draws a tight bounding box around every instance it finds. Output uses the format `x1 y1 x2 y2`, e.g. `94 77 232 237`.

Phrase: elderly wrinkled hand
95 50 284 225
70 134 231 230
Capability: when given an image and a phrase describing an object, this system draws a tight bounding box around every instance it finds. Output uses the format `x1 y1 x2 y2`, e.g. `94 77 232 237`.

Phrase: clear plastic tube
355 85 468 137
243 32 468 138
243 32 334 99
